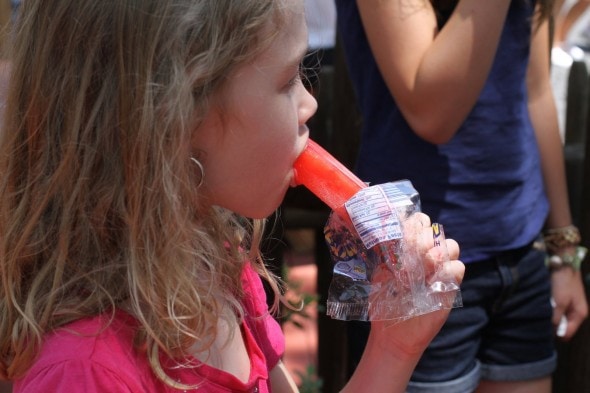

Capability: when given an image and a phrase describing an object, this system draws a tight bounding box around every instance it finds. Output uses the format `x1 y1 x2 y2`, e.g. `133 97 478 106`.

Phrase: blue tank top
335 0 549 262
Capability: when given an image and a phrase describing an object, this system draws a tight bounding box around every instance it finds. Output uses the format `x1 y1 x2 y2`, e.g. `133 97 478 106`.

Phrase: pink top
14 264 285 392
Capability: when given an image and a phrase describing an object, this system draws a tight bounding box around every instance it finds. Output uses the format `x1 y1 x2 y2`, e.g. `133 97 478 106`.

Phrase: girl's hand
551 266 588 340
369 212 464 359
341 214 463 393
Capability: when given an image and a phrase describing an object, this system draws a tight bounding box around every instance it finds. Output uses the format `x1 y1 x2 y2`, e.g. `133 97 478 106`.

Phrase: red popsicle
293 139 367 221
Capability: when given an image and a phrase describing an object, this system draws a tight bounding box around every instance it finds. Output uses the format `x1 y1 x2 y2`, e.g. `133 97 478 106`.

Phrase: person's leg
476 376 551 393
476 243 555 393
408 242 556 393
406 260 495 393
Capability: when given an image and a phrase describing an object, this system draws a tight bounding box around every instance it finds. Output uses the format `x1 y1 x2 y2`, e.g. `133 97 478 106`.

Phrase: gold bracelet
543 225 581 254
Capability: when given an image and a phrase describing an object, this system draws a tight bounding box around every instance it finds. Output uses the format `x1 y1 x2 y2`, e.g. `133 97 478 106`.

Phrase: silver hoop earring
190 157 205 188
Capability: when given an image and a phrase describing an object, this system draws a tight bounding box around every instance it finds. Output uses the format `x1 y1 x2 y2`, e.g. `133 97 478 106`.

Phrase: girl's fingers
444 238 460 261
443 259 465 284
402 213 463 281
413 212 432 228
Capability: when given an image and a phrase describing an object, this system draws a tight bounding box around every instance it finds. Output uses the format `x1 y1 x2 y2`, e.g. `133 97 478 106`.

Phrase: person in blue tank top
335 0 588 392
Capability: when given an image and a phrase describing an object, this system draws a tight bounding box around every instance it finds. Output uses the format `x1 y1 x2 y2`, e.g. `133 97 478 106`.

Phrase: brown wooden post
314 35 364 393
563 60 589 225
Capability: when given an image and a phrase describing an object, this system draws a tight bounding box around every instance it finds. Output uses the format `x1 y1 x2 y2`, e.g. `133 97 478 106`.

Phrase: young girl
336 0 588 392
0 1 463 392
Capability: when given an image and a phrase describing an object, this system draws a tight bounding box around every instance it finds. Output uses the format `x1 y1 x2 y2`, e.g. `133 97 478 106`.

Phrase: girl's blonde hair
0 0 286 384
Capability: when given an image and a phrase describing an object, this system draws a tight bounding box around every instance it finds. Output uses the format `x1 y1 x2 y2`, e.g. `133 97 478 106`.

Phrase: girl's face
193 2 316 219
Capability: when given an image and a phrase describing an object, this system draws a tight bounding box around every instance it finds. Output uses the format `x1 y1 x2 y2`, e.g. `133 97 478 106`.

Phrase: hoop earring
190 157 205 188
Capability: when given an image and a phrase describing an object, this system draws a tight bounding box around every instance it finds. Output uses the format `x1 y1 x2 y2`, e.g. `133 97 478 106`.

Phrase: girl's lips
290 168 299 188
291 138 366 210
290 134 309 188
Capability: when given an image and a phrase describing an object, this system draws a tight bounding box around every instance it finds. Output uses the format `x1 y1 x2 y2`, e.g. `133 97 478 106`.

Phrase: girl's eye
286 64 304 88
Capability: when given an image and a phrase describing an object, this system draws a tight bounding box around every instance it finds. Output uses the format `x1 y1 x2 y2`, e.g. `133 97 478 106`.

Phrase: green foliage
280 265 322 327
296 365 323 393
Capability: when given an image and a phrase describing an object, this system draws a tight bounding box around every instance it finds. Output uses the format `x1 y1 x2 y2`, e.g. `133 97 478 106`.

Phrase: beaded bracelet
546 246 588 271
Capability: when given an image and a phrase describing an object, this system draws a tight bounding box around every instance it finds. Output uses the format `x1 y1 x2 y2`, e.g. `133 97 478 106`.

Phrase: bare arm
527 11 588 339
554 0 590 45
528 18 572 229
341 308 455 393
341 214 464 393
356 0 511 143
269 216 464 393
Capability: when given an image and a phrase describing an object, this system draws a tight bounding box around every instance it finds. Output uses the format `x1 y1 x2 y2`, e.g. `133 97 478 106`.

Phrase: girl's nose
299 86 318 125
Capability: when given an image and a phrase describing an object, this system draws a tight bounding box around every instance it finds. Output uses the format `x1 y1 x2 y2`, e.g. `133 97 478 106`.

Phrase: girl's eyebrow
287 45 309 69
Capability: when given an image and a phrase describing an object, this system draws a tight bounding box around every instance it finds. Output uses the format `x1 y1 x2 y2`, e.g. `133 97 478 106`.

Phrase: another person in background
0 1 464 392
554 0 590 48
336 0 588 392
303 0 337 89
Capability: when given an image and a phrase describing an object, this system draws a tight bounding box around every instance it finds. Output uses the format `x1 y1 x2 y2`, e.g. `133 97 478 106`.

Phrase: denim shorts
407 241 557 393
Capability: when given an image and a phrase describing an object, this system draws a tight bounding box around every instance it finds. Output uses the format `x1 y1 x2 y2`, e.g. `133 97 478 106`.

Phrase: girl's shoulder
13 310 164 392
13 265 284 392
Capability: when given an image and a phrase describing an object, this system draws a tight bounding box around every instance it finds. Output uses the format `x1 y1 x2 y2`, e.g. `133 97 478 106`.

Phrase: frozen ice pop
293 139 366 220
294 140 460 323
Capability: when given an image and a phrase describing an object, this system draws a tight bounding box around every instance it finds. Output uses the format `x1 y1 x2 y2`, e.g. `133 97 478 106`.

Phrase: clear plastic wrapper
293 140 462 323
324 180 462 322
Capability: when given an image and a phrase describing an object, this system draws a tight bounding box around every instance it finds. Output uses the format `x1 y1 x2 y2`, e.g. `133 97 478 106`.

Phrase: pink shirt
14 264 285 392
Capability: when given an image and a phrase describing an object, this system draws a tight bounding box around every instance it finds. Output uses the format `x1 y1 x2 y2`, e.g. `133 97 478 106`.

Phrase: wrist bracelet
543 225 581 254
546 246 588 271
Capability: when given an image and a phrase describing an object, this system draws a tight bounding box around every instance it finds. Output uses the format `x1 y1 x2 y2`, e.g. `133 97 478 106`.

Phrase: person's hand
369 212 464 359
341 213 464 393
551 263 588 340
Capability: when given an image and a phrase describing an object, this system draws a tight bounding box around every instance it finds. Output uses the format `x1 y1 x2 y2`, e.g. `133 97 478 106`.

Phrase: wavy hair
0 0 286 385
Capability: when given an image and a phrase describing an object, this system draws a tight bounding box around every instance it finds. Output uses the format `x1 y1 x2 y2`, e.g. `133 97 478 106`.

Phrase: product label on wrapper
344 183 413 249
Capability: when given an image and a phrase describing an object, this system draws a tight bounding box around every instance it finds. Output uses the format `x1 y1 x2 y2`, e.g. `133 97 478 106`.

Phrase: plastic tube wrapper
293 139 462 322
